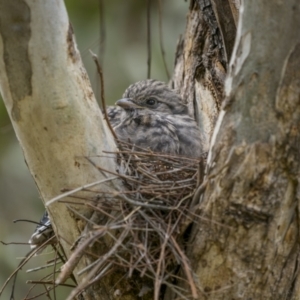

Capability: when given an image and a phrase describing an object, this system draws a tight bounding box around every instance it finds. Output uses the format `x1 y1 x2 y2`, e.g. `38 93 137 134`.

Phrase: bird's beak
116 98 142 109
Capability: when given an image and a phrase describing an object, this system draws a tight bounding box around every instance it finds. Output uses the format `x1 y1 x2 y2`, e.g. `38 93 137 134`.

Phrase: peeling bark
188 1 300 299
172 0 236 152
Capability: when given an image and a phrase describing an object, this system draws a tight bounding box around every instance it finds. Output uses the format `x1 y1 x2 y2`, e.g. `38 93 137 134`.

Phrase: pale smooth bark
187 1 300 299
0 1 117 298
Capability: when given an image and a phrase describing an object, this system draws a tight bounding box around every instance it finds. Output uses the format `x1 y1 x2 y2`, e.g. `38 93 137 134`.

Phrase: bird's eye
145 98 157 106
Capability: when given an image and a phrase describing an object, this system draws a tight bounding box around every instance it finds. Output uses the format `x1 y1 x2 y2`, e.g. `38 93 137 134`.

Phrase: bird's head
116 79 188 115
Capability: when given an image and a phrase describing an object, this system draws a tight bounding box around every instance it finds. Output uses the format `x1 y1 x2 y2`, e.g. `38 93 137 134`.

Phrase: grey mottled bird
109 79 202 158
29 79 202 249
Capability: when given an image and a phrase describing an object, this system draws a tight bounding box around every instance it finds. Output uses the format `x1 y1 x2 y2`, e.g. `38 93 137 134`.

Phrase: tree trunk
185 0 300 299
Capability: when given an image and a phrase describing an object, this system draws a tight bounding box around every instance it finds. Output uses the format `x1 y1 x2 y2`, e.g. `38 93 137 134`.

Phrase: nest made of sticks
61 140 204 299
5 140 204 300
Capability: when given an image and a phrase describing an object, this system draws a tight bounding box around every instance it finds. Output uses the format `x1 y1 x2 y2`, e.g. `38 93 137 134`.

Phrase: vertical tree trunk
0 1 117 299
185 1 300 299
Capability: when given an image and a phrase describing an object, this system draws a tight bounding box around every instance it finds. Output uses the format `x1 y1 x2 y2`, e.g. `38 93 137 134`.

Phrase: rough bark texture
188 1 300 299
0 1 117 299
172 0 237 152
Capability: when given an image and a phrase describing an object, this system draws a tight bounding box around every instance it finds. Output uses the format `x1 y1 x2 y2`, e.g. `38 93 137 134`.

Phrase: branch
190 1 300 299
0 0 117 297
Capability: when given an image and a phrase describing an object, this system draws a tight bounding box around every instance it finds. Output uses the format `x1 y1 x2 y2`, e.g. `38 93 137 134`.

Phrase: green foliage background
0 0 187 298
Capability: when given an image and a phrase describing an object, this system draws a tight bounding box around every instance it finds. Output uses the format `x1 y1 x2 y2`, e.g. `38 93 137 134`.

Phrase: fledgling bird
29 79 202 249
109 79 202 158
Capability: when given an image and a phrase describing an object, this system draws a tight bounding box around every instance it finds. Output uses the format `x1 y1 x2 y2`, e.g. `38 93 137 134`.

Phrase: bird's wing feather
114 112 180 155
106 106 124 128
166 115 203 158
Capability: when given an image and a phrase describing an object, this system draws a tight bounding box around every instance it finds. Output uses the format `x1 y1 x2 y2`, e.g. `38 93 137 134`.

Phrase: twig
46 176 118 206
0 236 56 297
89 50 117 140
170 235 198 299
146 0 152 78
154 222 170 300
157 0 170 79
26 281 75 288
98 0 106 65
55 228 108 284
66 229 129 300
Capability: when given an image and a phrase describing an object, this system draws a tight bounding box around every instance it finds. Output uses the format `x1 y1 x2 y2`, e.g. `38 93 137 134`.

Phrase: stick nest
7 141 204 300
67 140 203 299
